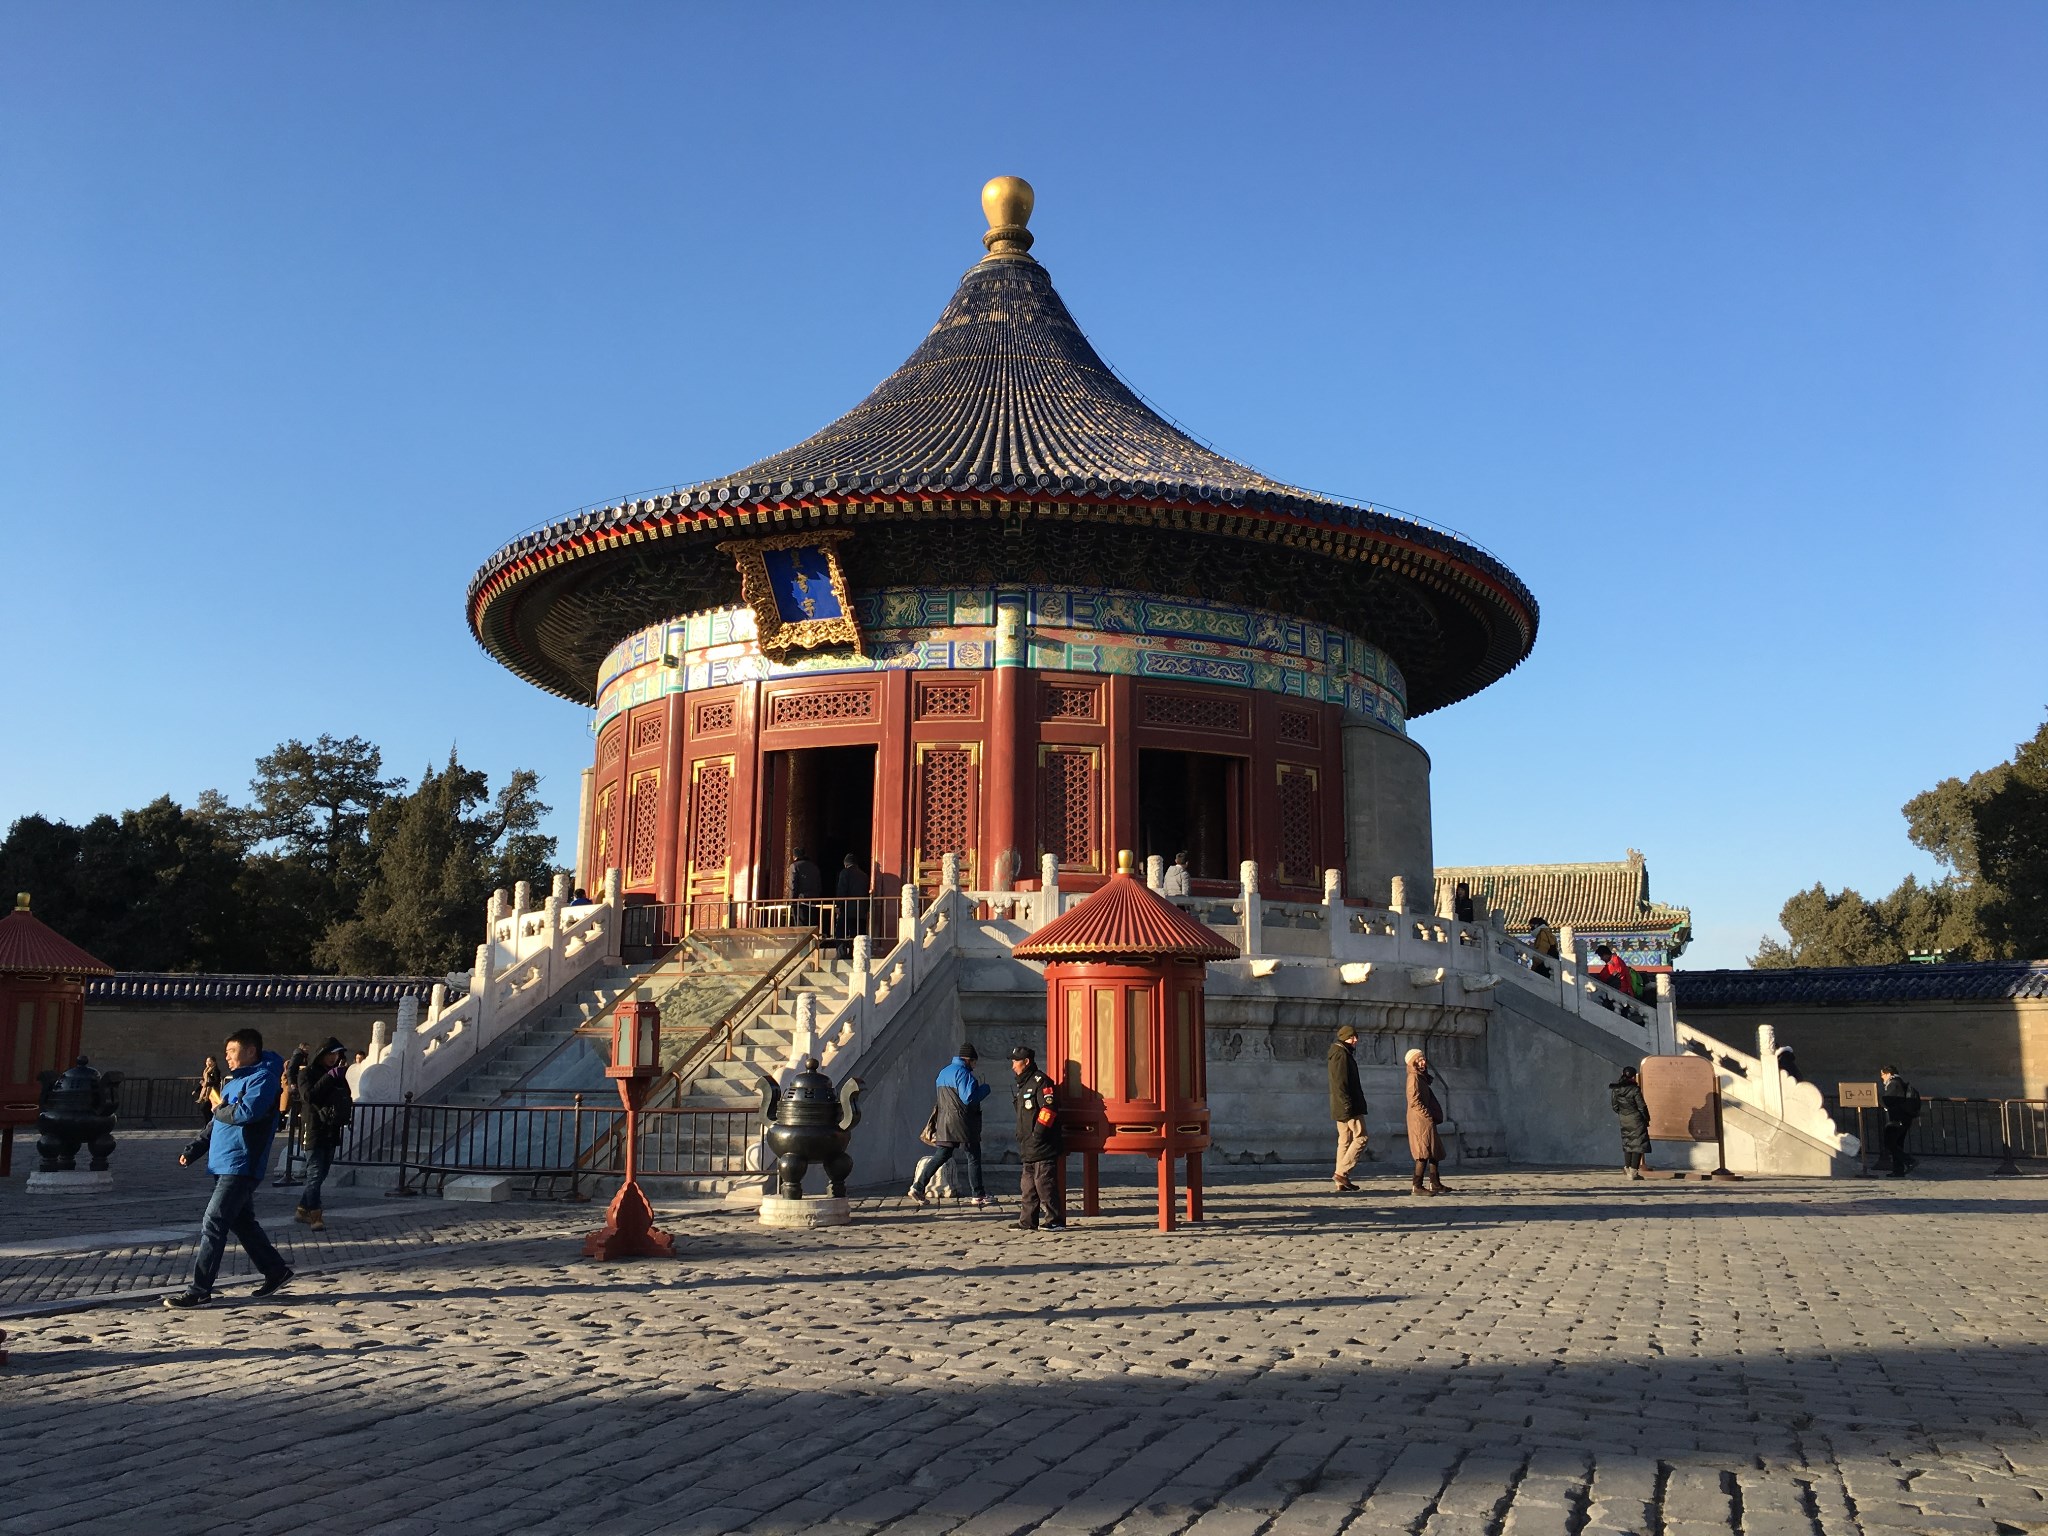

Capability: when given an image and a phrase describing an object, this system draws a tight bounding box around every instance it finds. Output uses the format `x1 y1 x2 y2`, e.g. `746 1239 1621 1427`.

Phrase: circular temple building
468 178 1537 918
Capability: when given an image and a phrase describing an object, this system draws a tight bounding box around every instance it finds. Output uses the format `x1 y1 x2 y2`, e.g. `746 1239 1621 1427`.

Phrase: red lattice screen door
686 756 736 908
1037 744 1102 875
913 743 980 892
1272 763 1320 888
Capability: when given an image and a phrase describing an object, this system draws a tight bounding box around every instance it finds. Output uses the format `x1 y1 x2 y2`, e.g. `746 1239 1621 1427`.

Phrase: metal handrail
1822 1096 2048 1160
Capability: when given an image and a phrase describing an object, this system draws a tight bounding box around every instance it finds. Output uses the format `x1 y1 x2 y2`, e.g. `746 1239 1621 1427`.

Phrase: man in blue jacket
907 1044 991 1207
164 1028 294 1308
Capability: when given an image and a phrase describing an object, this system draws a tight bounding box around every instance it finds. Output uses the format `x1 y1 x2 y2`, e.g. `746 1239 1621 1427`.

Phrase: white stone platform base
442 1175 512 1203
27 1168 114 1195
759 1195 850 1229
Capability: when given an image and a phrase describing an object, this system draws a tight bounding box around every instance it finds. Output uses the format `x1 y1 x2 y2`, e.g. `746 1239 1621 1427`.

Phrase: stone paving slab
4 1167 2048 1536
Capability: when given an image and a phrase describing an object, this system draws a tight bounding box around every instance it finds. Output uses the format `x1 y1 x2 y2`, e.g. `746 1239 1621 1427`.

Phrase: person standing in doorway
834 853 869 956
295 1037 353 1230
164 1028 293 1308
787 847 823 929
1878 1064 1921 1177
1405 1047 1449 1197
908 1044 991 1207
1009 1046 1064 1231
1162 851 1192 898
1610 1065 1651 1180
1328 1024 1368 1192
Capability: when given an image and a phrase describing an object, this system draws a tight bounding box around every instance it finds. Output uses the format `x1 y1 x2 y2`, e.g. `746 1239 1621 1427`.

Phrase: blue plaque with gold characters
720 531 863 660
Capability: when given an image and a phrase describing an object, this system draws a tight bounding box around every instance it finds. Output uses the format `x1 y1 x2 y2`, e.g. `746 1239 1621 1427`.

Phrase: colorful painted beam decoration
721 532 863 661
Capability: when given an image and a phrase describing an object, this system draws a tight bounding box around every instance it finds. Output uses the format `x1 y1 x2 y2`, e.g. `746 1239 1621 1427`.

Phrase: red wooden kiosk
0 894 114 1176
1013 851 1237 1230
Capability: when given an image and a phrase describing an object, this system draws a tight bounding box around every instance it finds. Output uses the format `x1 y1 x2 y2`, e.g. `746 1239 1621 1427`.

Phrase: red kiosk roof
1014 864 1239 964
0 899 114 978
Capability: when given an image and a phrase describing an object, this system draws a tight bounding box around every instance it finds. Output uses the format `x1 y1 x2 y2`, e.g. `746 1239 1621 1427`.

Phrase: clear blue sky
3 4 2043 968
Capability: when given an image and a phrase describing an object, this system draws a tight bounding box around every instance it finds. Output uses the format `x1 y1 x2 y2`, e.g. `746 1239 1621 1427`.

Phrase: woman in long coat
1610 1065 1651 1180
1404 1048 1448 1196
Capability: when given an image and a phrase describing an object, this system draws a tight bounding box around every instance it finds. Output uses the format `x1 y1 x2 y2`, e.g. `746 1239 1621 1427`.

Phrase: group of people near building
1327 1025 1450 1196
905 1042 1066 1231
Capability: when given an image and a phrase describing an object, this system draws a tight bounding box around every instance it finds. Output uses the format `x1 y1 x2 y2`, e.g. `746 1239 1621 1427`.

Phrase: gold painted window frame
719 530 864 661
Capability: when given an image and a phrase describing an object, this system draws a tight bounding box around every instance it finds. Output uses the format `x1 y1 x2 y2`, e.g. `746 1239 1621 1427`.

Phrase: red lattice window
693 699 736 734
1274 765 1319 887
630 709 664 755
1040 684 1098 722
915 680 979 720
768 689 874 727
1277 709 1318 747
688 758 734 901
597 722 624 771
1039 747 1099 872
590 783 617 881
625 770 662 887
1141 690 1246 734
915 746 976 889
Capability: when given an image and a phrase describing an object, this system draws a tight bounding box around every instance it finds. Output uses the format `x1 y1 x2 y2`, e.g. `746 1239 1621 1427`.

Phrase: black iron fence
621 896 897 956
336 1097 760 1195
1824 1097 2048 1160
112 1076 205 1127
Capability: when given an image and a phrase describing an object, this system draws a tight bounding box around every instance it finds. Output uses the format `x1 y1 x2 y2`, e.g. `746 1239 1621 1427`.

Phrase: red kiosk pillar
1012 850 1236 1231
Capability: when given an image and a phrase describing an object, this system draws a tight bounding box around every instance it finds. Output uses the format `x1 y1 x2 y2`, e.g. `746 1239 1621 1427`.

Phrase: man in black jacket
1328 1025 1368 1192
1878 1064 1921 1177
295 1037 354 1230
1010 1046 1065 1231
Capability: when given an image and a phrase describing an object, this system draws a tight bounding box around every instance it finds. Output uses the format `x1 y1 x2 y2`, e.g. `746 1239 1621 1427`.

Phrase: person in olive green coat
1327 1025 1367 1192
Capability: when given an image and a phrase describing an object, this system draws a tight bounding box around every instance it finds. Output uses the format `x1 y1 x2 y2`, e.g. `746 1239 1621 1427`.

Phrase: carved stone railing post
1147 854 1165 894
393 994 421 1102
370 1017 392 1063
1040 853 1060 926
790 991 817 1077
1322 869 1343 960
941 852 962 893
540 889 563 992
602 867 623 961
428 982 448 1026
1239 860 1262 959
473 941 495 1034
1389 875 1408 916
845 934 872 1056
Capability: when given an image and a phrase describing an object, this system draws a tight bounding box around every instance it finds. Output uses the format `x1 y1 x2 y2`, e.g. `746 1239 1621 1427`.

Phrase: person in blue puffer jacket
906 1044 992 1207
164 1028 295 1308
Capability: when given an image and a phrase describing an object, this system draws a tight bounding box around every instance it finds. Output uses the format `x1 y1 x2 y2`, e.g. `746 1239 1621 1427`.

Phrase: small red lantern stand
0 893 113 1180
583 989 676 1260
1013 851 1238 1231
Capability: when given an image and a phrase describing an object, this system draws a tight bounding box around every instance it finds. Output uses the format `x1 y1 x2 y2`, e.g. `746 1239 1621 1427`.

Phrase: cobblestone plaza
4 1153 2045 1536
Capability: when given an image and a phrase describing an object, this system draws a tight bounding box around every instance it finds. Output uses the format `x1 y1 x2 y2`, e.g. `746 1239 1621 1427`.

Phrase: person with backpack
907 1044 991 1207
164 1027 293 1309
295 1037 353 1230
1878 1064 1922 1177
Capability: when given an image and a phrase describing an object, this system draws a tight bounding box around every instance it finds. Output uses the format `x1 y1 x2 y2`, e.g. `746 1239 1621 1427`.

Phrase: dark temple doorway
1137 749 1244 882
761 746 878 904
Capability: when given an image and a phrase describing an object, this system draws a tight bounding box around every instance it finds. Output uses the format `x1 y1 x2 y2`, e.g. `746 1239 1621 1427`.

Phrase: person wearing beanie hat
1008 1045 1065 1231
1405 1047 1449 1197
907 1044 992 1207
1327 1025 1368 1192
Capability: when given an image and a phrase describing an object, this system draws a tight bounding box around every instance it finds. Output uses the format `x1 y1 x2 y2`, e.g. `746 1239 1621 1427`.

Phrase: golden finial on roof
1117 849 1134 875
14 893 28 912
981 176 1035 261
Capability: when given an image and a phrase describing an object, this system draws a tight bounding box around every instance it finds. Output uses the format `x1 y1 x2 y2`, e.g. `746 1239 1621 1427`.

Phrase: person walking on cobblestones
166 1028 293 1308
1405 1047 1449 1197
1009 1046 1064 1231
1328 1025 1368 1192
908 1044 991 1207
1879 1064 1922 1177
295 1036 353 1231
1610 1065 1651 1180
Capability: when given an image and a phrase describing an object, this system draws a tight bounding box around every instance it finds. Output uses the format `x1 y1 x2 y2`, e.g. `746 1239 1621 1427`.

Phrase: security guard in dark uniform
1010 1045 1065 1231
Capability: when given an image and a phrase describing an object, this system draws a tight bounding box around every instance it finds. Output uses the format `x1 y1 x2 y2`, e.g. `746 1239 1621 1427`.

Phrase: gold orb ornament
980 175 1035 260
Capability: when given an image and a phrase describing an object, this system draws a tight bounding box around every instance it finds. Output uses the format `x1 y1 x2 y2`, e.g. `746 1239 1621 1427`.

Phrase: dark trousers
191 1175 289 1294
301 1143 336 1210
1882 1123 1910 1175
911 1142 984 1199
1018 1160 1063 1228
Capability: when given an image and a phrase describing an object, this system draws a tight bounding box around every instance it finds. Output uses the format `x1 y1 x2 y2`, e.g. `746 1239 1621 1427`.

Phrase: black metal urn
757 1057 862 1199
36 1056 123 1174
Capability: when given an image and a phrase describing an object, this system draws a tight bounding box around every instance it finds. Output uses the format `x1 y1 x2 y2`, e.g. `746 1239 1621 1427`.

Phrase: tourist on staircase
907 1044 991 1208
1610 1065 1651 1180
1526 917 1559 977
1328 1025 1368 1193
1404 1048 1449 1197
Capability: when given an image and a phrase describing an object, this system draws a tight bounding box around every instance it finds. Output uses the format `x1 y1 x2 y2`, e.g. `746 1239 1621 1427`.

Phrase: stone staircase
429 963 639 1107
672 951 854 1109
